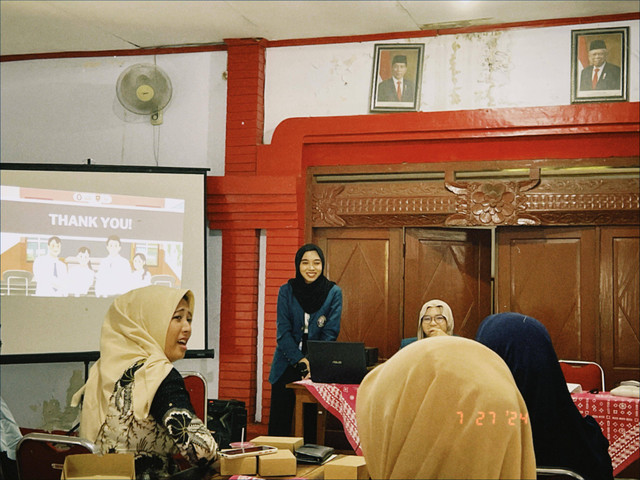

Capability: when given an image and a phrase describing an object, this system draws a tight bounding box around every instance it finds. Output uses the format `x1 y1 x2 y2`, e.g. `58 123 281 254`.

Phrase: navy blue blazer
268 283 342 384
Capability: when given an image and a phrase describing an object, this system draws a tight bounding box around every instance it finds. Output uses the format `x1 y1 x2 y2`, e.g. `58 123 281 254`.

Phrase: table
287 380 362 455
572 392 639 476
290 381 639 475
286 381 328 447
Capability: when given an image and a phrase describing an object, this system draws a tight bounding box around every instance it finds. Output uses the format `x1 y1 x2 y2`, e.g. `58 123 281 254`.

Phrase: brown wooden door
496 227 598 361
403 228 492 340
314 228 403 359
600 226 640 388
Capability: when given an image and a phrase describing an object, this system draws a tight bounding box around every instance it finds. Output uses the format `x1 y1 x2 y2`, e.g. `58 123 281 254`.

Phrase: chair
536 467 585 479
16 432 98 480
181 371 208 422
559 360 605 392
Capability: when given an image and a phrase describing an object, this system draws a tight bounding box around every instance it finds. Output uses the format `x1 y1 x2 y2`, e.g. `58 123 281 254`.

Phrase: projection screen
0 164 208 357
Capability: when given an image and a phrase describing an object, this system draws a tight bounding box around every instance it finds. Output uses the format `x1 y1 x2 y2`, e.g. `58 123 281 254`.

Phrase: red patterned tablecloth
572 392 639 475
295 383 638 473
295 379 362 455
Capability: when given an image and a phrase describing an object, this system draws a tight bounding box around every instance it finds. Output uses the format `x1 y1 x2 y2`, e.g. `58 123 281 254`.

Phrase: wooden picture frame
370 44 424 112
571 27 628 103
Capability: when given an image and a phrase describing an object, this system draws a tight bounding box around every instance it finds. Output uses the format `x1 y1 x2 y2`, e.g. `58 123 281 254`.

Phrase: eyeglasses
422 315 447 324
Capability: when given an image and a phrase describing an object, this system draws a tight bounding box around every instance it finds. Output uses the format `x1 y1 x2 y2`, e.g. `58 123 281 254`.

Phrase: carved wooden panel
310 173 639 228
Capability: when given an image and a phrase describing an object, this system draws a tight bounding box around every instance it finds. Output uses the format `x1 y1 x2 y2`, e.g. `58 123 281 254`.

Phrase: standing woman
268 244 342 436
72 285 217 480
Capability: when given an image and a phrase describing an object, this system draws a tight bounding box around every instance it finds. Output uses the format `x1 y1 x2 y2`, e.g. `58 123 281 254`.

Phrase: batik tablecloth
572 391 639 475
295 379 362 455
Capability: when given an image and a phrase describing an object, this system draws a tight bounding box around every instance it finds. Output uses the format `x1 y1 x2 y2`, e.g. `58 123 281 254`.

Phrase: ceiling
1 1 638 57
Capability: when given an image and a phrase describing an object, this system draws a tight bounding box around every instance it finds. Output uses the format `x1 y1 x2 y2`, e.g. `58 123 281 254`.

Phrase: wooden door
496 227 598 361
314 228 403 359
404 228 492 340
600 226 640 388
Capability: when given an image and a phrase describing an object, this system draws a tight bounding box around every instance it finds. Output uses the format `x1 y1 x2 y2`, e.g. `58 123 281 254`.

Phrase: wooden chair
559 360 605 392
16 432 97 480
537 466 585 479
181 371 208 422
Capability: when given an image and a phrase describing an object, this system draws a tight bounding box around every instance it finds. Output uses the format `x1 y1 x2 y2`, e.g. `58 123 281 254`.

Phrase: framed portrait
370 44 424 112
571 27 628 103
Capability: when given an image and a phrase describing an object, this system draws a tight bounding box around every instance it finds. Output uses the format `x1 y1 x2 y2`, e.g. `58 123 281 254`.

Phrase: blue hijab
475 312 613 480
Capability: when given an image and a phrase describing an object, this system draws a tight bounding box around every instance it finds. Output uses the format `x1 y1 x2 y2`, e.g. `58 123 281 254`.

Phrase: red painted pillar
224 38 267 175
216 38 267 416
218 229 259 415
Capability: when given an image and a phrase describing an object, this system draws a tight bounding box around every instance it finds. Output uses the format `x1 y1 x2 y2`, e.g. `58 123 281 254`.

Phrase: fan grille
116 64 172 115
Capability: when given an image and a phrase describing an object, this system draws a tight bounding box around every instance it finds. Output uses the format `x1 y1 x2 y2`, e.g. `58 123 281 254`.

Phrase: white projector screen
0 164 208 357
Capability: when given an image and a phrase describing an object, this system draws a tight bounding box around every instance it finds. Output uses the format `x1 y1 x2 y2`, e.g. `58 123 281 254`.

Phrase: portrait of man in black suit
377 55 416 102
579 39 621 91
571 27 628 103
370 44 424 112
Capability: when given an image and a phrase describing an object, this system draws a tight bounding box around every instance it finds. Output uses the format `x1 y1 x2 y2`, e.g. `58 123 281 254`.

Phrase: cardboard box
258 449 297 477
219 454 257 476
324 455 368 480
249 435 304 452
61 453 135 479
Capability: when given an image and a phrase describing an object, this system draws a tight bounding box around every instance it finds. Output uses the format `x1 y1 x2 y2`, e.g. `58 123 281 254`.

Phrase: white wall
264 20 639 142
1 51 227 173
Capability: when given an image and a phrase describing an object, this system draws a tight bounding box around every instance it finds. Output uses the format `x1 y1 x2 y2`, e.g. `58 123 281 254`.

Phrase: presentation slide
0 165 207 356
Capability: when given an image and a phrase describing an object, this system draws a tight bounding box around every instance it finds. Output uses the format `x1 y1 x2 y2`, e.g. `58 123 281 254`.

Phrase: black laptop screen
307 340 368 384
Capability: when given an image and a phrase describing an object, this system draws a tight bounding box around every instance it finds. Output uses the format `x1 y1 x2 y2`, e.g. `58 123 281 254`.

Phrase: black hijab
475 312 613 480
288 244 335 314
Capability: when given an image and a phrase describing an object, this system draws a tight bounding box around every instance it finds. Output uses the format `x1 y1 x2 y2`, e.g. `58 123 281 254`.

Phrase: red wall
209 38 639 431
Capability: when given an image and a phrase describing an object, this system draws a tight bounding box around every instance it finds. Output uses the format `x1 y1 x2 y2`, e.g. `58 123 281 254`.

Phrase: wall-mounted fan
116 63 172 125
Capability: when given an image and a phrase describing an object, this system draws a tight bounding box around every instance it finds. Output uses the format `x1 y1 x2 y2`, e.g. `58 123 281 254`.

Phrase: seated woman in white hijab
72 285 217 480
400 298 454 348
357 336 536 480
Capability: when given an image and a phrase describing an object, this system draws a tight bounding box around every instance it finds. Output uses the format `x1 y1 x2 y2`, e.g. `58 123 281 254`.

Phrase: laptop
306 340 368 384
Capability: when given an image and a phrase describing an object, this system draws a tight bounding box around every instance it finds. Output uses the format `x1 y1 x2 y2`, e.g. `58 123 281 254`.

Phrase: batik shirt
95 360 217 480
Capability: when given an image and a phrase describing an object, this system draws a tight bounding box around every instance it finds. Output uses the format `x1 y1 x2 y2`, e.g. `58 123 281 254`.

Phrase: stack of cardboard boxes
219 435 368 479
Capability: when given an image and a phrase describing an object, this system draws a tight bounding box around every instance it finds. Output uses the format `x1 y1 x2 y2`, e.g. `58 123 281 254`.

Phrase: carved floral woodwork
444 174 540 226
310 168 639 228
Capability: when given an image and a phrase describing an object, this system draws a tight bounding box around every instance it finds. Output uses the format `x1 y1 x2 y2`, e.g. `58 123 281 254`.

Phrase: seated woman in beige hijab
357 336 536 479
72 285 217 479
401 299 454 348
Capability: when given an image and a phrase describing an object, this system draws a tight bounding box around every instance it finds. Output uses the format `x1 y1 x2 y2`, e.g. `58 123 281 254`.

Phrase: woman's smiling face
299 250 323 284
